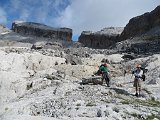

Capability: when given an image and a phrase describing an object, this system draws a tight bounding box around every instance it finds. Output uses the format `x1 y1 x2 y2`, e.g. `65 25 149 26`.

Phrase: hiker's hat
137 64 141 68
104 63 108 67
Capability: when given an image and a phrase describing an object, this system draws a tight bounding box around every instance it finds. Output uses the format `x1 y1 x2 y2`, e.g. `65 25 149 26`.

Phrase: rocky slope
0 41 160 120
114 35 160 55
0 5 160 120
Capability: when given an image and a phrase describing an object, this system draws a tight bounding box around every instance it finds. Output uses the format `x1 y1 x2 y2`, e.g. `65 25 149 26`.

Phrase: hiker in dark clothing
99 63 110 87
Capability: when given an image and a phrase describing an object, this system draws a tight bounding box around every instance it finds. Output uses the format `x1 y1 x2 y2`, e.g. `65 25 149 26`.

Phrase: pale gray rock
65 54 82 65
148 79 157 85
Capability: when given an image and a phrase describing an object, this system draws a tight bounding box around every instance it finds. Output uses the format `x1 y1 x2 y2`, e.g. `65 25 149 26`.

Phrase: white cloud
2 0 160 40
0 7 7 25
55 0 160 36
8 0 70 25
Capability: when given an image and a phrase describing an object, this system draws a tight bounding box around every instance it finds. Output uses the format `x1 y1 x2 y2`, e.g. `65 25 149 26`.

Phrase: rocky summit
0 6 160 120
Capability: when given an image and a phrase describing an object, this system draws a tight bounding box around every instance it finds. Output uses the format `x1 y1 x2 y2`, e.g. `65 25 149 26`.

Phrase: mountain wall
120 5 160 40
12 21 72 41
78 27 124 49
78 5 160 49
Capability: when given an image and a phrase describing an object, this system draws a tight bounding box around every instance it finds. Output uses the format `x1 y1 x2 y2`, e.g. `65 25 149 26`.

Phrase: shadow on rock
79 76 102 85
110 87 130 96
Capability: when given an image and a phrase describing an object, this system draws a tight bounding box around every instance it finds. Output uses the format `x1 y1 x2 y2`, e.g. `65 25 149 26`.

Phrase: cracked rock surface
0 44 160 120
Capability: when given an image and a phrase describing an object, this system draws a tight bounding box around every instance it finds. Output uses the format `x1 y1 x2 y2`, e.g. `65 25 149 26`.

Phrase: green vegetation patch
117 95 160 107
130 113 142 119
86 102 96 107
130 113 160 120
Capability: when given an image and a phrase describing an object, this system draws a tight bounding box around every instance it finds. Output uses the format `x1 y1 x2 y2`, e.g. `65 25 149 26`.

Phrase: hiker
99 63 110 87
132 64 143 97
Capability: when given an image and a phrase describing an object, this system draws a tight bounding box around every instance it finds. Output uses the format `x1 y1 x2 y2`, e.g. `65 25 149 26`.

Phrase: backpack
132 68 147 81
141 67 148 81
141 74 146 81
96 64 106 75
96 69 103 75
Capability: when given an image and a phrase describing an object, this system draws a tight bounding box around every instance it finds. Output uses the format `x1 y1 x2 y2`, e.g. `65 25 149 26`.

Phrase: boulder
80 76 102 85
122 54 135 60
31 44 43 50
65 54 82 65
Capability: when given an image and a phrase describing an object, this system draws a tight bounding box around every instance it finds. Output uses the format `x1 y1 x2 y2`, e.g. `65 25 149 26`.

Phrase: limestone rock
12 21 72 41
0 46 160 120
78 27 124 49
65 54 82 65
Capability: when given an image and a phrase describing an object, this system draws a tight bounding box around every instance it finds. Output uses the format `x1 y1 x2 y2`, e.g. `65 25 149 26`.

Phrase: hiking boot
135 93 138 97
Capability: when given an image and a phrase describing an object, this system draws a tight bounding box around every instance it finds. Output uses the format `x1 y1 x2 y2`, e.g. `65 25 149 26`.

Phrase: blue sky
0 0 160 41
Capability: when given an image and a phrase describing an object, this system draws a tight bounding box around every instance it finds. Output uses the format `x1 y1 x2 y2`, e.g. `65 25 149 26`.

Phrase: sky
0 0 160 41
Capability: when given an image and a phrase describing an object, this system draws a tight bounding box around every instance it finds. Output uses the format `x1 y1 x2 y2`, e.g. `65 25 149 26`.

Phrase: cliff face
12 21 72 41
120 5 160 40
78 6 160 49
78 27 124 49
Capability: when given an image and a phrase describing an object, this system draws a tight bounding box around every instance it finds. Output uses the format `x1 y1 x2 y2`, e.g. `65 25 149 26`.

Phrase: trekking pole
123 69 127 81
124 70 127 76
